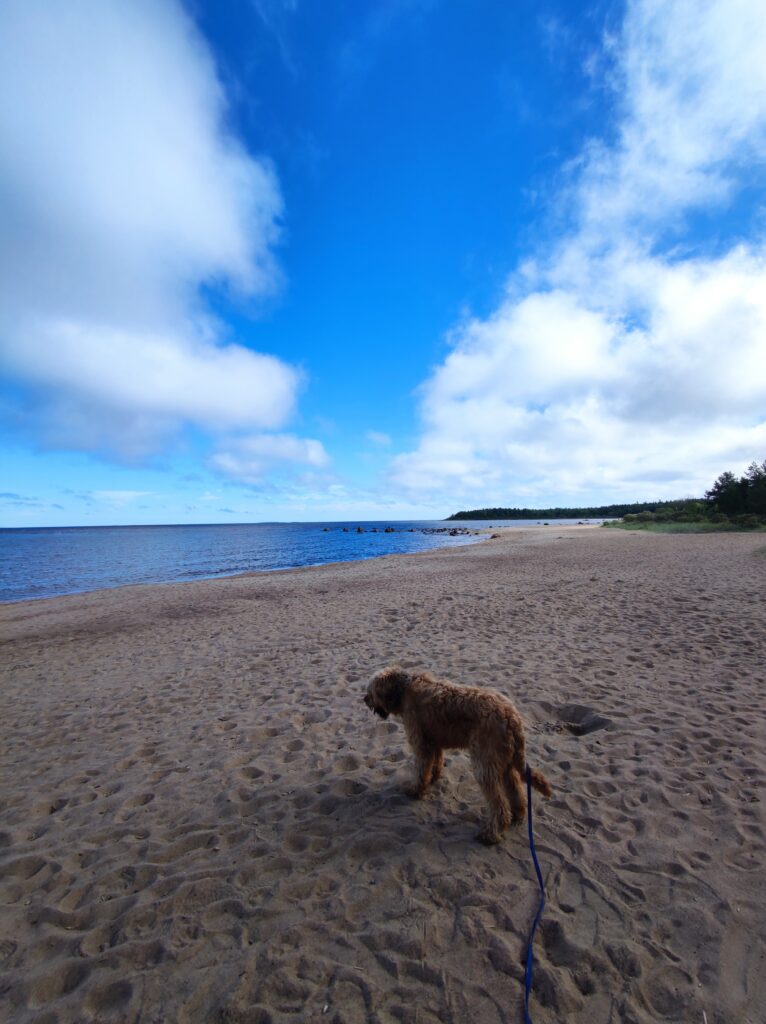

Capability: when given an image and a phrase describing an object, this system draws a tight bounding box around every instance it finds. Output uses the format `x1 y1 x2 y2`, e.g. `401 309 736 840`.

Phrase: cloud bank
394 0 766 506
211 433 330 485
0 0 323 472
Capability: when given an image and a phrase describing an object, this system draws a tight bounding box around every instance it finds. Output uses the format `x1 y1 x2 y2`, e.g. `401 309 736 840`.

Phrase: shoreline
1 521 497 607
0 521 604 607
0 530 487 611
1 526 764 1023
0 524 603 618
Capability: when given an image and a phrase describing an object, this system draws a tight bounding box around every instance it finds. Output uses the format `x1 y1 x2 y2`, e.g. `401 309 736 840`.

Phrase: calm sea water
0 519 594 603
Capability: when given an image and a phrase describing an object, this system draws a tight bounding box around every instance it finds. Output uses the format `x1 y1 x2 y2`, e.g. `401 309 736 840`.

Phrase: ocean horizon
0 518 595 603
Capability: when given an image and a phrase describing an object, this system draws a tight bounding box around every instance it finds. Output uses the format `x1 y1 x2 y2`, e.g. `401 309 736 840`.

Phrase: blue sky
1 0 765 526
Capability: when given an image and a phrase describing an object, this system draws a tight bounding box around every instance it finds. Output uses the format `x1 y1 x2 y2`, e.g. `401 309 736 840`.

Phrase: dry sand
0 526 764 1024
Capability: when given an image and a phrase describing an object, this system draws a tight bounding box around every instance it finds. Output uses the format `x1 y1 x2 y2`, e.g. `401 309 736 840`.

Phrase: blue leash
523 764 546 1024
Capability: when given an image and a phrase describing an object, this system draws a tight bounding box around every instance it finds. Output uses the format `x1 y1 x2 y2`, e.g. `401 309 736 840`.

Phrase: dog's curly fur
364 666 552 844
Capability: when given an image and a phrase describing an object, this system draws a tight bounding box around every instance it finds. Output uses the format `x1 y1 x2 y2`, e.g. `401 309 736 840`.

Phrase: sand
0 525 764 1024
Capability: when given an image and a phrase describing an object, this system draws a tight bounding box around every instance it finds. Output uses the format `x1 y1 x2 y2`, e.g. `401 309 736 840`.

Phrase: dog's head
364 665 411 720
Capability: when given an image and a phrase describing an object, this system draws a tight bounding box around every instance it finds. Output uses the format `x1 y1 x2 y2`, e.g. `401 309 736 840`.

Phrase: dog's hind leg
472 747 512 844
506 729 529 822
505 766 527 824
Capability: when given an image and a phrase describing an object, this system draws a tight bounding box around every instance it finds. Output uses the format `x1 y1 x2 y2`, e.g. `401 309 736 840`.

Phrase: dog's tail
528 767 553 799
512 740 553 798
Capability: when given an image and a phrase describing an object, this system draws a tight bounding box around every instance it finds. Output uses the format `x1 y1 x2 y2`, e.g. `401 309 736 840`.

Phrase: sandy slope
0 526 764 1023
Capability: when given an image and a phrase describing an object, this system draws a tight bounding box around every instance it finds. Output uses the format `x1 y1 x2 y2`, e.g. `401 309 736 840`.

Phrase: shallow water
0 520 470 602
0 518 599 602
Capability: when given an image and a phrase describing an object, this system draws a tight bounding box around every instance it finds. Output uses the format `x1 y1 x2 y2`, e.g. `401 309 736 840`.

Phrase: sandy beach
1 525 764 1024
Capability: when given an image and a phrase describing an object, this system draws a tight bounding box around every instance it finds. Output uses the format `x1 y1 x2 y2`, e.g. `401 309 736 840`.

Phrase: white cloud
2 320 298 441
366 430 392 446
393 0 766 506
570 0 766 243
211 434 329 484
92 490 151 506
0 0 309 463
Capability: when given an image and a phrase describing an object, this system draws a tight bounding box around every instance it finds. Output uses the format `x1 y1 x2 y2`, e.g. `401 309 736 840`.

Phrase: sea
0 519 593 603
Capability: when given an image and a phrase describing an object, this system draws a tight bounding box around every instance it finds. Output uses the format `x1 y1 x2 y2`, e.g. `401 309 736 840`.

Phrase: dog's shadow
262 766 520 862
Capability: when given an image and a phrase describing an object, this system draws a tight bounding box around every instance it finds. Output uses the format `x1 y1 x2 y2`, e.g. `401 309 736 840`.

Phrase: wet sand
1 526 764 1023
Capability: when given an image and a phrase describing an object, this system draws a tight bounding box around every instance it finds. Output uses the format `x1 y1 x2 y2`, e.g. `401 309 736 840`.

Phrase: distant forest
447 459 766 528
447 501 673 520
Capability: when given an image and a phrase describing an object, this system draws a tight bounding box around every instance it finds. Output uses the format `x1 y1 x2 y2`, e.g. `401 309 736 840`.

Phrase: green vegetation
604 459 766 531
449 459 766 531
604 520 756 534
447 501 684 521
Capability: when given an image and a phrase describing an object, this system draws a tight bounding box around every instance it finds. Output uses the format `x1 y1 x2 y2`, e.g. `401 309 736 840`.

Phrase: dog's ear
373 665 411 714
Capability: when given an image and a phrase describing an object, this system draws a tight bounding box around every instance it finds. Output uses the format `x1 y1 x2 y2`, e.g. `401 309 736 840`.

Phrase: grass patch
603 521 766 534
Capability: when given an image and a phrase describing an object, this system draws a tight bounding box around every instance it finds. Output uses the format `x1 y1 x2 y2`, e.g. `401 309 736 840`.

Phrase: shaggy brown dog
364 666 552 844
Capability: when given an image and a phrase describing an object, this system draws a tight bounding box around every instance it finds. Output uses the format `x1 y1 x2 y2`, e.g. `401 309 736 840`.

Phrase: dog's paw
402 782 425 800
476 828 502 845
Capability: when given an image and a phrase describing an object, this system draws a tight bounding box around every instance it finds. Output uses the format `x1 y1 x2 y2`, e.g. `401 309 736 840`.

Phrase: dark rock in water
356 526 364 533
385 527 395 533
322 527 331 532
558 704 613 736
421 526 472 537
342 527 349 532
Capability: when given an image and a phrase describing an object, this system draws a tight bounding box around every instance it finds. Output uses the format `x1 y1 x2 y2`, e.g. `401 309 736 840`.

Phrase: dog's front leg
431 748 445 782
402 729 438 799
402 753 435 799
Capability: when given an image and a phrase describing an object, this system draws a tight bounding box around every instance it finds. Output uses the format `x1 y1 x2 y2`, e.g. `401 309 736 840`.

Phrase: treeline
448 459 766 529
703 461 766 519
620 459 766 528
447 501 680 520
